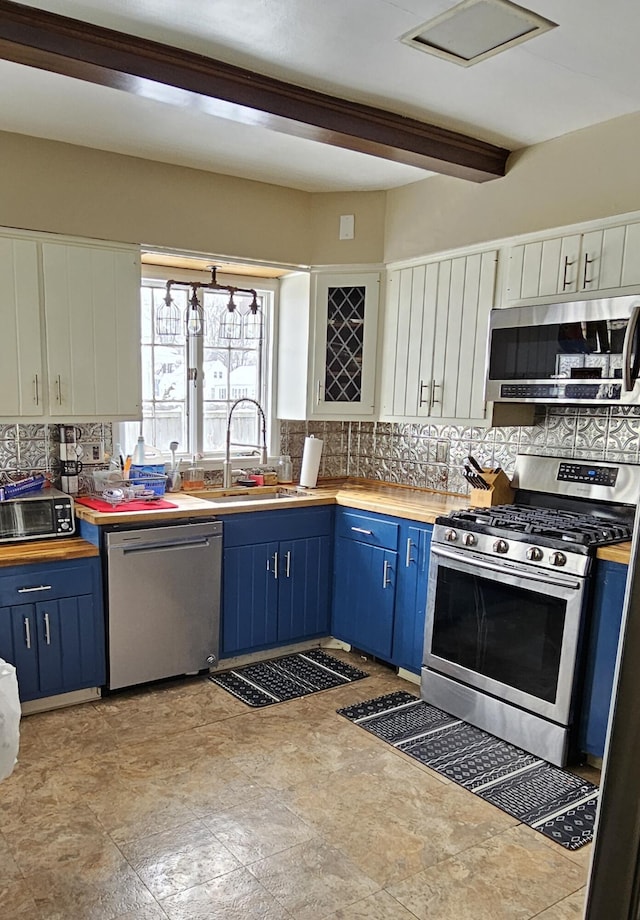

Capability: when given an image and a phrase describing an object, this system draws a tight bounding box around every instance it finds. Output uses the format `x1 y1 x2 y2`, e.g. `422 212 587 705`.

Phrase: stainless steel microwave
0 488 75 543
486 295 640 405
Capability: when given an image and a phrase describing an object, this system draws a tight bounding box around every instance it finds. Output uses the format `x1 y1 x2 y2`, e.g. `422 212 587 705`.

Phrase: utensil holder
469 469 514 507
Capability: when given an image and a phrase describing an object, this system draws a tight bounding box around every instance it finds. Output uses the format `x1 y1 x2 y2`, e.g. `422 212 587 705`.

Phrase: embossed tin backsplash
0 422 113 493
281 406 640 495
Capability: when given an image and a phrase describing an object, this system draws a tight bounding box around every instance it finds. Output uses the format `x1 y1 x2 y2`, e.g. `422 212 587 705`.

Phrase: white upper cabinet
42 241 141 419
277 270 380 420
0 228 141 421
503 219 640 304
0 237 44 417
380 250 497 423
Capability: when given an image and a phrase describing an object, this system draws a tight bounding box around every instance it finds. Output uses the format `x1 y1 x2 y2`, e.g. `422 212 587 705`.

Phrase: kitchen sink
199 489 314 506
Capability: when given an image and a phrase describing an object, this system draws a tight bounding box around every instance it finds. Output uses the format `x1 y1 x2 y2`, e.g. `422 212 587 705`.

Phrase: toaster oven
0 488 75 543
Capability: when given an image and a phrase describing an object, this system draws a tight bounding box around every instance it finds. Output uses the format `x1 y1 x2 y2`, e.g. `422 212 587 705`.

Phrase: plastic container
277 455 293 483
182 461 205 491
132 436 146 465
129 464 167 496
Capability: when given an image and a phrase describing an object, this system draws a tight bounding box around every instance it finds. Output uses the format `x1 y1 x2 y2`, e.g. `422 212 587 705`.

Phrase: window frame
118 265 279 467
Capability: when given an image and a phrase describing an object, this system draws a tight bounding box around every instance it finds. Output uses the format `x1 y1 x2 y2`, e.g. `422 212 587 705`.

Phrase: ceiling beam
0 0 510 182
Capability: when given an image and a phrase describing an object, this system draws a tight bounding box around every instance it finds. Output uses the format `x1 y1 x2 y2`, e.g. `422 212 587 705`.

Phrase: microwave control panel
557 463 619 487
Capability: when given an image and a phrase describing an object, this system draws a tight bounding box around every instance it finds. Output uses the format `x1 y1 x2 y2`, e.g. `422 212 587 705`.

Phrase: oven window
0 500 53 539
431 567 565 703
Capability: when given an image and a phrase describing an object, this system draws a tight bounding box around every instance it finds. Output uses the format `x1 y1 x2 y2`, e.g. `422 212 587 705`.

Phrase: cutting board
75 497 179 513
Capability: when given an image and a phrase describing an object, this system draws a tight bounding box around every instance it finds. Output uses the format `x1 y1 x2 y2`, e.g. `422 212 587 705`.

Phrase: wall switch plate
81 440 105 464
339 214 355 240
436 440 449 463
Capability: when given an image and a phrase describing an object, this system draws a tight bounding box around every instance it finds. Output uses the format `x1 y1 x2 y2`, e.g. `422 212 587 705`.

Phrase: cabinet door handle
382 559 392 588
273 551 279 579
405 538 415 568
351 527 373 535
285 551 291 578
24 616 31 650
562 255 574 290
18 584 52 593
34 373 39 406
430 380 441 408
43 612 51 646
55 374 62 404
583 252 595 287
418 380 431 408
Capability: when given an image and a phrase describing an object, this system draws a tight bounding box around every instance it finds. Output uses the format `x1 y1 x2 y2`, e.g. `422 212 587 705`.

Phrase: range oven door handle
622 303 640 392
430 545 582 591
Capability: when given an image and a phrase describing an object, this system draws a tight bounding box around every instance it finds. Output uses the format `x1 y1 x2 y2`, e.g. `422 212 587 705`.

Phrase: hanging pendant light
186 285 204 337
219 291 242 339
155 283 181 337
244 292 263 340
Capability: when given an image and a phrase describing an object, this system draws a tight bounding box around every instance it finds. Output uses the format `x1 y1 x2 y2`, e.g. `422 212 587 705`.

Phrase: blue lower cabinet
580 559 628 758
221 508 333 657
393 523 432 674
332 509 432 672
333 538 397 659
0 557 105 702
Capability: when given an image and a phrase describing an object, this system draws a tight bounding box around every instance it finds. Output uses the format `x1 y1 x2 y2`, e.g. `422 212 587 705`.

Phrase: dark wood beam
0 0 510 182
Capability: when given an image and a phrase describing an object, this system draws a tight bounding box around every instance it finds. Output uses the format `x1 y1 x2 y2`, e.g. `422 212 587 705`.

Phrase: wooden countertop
596 542 631 565
70 479 634 564
0 537 99 568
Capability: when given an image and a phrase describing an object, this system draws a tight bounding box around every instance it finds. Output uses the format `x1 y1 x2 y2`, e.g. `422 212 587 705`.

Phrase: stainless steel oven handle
622 303 640 391
431 546 582 591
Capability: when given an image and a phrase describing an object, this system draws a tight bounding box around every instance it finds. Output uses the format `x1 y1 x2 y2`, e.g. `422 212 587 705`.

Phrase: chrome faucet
223 398 268 488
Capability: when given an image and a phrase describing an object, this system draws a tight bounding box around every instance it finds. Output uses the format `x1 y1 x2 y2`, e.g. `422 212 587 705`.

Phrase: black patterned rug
210 649 369 707
338 691 598 851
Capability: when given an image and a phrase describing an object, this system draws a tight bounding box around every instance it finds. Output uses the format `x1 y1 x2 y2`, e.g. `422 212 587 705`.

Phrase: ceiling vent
400 0 557 67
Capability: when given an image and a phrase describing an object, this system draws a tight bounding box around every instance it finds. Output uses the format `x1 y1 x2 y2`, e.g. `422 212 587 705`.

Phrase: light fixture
219 292 242 340
154 266 262 339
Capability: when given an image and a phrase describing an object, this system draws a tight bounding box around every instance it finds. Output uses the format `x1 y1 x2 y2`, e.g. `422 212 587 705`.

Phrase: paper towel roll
299 436 323 488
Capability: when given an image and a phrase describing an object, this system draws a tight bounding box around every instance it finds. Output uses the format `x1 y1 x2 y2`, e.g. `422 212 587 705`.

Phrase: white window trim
117 271 280 468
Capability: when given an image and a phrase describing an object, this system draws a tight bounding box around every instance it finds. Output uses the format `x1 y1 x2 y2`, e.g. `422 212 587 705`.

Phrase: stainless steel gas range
421 454 640 767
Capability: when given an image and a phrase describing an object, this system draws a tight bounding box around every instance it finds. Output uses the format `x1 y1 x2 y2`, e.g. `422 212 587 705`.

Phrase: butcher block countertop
68 479 633 564
0 537 99 568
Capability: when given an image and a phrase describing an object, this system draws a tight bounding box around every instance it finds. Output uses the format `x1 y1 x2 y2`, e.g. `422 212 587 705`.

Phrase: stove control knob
462 533 476 546
550 551 567 567
526 546 543 562
493 539 509 554
444 529 458 542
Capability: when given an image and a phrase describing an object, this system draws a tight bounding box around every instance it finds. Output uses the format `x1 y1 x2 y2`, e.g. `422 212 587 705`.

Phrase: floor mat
338 690 598 851
210 649 369 707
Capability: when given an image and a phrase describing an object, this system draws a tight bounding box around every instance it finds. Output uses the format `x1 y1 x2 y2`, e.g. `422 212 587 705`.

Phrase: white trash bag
0 659 20 781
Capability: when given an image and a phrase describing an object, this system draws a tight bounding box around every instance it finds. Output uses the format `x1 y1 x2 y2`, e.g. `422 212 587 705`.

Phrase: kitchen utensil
168 441 182 491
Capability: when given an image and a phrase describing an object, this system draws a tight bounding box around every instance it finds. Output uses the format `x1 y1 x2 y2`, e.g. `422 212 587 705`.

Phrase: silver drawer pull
351 527 373 535
382 559 392 588
44 612 51 646
285 551 291 578
18 584 52 593
405 538 414 568
24 616 31 650
273 551 279 579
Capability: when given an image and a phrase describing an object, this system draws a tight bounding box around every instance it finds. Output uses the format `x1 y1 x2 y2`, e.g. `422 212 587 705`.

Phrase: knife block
469 469 514 508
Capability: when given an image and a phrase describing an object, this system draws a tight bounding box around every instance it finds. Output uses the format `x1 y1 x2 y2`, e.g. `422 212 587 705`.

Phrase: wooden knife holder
469 469 514 508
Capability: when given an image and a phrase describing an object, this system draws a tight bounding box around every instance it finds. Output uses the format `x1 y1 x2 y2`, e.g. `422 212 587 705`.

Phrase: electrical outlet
436 440 449 463
80 440 105 465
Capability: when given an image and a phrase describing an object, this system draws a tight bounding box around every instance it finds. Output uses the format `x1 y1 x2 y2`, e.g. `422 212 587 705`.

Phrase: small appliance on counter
0 487 75 543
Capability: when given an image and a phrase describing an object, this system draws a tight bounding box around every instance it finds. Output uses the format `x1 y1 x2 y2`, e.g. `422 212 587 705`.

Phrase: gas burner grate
441 504 632 549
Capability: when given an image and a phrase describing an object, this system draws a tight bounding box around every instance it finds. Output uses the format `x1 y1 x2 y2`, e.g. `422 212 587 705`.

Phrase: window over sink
119 271 276 461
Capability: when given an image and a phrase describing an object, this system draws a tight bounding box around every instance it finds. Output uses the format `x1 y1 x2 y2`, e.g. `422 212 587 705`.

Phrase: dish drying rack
0 473 47 501
91 470 167 505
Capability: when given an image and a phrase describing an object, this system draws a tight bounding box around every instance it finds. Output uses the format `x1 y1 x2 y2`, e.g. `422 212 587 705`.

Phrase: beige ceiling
2 0 640 193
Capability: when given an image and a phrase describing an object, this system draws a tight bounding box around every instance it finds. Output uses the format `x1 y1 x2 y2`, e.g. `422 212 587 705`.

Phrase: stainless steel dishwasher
105 520 222 690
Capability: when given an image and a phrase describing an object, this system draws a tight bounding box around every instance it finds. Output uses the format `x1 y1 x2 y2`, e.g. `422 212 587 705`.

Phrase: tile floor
0 651 593 919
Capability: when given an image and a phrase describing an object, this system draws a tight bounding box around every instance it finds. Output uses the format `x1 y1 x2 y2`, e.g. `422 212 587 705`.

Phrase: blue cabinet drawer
0 561 94 607
336 510 399 550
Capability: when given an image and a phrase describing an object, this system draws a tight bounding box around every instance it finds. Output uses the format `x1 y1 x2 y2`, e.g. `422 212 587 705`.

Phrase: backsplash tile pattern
281 405 640 495
0 423 113 493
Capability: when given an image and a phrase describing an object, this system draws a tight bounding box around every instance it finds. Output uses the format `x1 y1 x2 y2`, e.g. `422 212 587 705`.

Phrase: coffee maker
59 425 83 494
